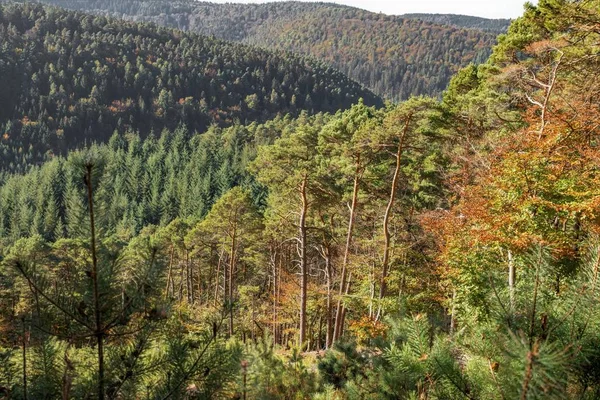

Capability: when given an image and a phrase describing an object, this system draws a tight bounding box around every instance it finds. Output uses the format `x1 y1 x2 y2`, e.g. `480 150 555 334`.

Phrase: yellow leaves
19 116 39 127
154 107 165 118
348 316 387 344
178 97 194 105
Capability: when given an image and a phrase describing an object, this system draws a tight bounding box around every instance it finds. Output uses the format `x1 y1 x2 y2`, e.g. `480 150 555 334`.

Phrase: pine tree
250 121 325 347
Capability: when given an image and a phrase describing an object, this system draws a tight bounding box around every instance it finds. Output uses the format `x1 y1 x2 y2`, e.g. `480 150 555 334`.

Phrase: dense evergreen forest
0 3 381 174
400 14 510 33
2 0 600 399
35 0 503 101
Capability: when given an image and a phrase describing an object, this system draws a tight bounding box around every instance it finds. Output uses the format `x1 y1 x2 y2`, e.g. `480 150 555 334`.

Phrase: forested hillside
401 13 510 33
36 0 503 100
2 0 600 399
0 3 380 174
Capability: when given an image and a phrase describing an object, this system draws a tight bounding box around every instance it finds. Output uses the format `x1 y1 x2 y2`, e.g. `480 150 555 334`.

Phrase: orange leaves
430 108 600 271
525 39 567 57
455 22 599 255
145 54 156 64
348 316 387 344
107 99 132 114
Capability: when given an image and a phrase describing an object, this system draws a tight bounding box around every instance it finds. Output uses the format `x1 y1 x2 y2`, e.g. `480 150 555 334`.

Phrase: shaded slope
35 0 505 100
0 3 381 173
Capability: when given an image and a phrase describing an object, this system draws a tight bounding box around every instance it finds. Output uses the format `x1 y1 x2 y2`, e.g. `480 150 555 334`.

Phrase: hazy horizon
205 0 537 19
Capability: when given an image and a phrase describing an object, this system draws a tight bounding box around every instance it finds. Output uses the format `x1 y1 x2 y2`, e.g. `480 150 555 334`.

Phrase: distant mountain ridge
400 13 511 33
34 0 507 100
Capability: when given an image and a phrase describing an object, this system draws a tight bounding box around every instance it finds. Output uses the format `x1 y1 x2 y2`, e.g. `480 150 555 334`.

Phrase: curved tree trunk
376 119 410 321
333 157 361 343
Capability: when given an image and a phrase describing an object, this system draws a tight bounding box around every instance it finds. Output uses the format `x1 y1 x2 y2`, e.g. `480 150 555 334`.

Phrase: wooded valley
33 0 505 101
0 3 381 174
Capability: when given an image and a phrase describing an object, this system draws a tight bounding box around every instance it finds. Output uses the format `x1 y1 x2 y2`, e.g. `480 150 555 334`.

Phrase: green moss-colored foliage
317 340 367 390
241 338 319 399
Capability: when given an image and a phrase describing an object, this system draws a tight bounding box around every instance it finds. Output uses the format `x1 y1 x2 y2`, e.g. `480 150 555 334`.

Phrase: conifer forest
0 0 600 399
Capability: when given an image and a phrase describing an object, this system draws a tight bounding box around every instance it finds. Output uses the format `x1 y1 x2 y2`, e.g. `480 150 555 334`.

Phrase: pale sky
211 0 537 19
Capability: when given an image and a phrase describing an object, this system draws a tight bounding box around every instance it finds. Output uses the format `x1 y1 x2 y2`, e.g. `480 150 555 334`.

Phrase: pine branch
520 341 539 400
107 324 157 400
14 262 94 331
159 314 227 400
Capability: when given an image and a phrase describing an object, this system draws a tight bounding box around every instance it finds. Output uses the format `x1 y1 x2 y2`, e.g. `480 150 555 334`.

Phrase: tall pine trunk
164 245 175 300
325 250 334 348
21 317 27 400
333 157 361 342
271 246 278 342
214 249 225 307
299 174 308 346
85 165 105 400
508 249 515 311
229 224 237 337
